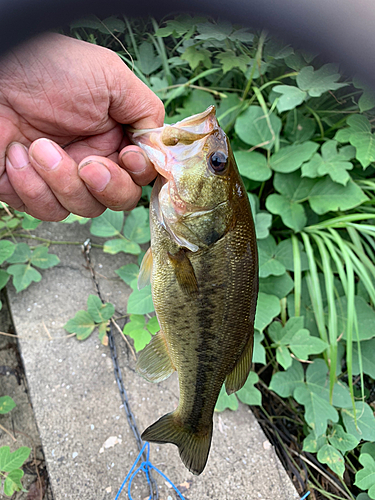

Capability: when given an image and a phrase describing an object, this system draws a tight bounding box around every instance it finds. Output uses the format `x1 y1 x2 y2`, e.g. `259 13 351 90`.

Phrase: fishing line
115 442 186 500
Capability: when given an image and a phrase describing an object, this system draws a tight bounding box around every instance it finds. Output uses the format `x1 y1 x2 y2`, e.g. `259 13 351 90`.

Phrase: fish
129 105 258 475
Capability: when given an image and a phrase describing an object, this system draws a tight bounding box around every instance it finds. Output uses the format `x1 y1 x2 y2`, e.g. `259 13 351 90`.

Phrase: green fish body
129 106 258 475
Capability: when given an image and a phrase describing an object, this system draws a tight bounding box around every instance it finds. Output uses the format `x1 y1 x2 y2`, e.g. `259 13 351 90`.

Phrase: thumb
107 54 165 129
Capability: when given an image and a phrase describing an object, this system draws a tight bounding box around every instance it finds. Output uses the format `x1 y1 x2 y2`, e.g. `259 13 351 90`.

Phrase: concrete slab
7 220 299 500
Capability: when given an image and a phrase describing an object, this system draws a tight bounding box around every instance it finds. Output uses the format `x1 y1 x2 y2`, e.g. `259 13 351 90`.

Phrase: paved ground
4 220 300 500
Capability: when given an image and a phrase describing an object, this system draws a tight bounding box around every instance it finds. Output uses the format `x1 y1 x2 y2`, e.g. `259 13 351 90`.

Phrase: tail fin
141 412 212 475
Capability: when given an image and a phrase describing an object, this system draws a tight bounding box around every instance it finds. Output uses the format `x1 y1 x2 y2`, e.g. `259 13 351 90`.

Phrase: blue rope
115 442 311 500
115 442 186 500
300 492 311 500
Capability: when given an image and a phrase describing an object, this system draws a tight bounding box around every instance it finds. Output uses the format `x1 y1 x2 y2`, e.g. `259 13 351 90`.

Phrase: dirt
0 290 53 500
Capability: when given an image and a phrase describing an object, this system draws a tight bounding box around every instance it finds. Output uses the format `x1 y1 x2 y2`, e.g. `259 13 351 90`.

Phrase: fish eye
209 151 228 174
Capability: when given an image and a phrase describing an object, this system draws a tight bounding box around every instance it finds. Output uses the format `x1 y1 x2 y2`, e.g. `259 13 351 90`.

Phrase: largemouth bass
129 106 258 475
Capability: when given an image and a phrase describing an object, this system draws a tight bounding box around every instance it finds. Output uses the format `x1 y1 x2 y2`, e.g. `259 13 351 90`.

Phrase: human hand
0 33 164 221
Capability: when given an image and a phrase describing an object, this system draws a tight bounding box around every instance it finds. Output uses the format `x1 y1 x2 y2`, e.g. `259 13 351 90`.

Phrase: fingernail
6 143 29 169
121 150 147 174
79 161 111 192
30 138 62 170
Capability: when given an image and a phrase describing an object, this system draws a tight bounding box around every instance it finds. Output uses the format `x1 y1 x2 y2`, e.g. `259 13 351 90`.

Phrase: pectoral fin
138 247 153 290
225 332 254 394
168 249 199 298
136 330 175 383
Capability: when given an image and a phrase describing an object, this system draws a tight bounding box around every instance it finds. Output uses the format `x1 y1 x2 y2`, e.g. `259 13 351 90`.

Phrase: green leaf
317 444 345 477
236 372 261 406
20 213 42 230
7 264 41 292
3 468 25 495
0 270 10 290
275 345 293 370
235 106 282 151
124 316 151 351
274 238 309 272
156 15 204 37
217 93 242 129
30 246 60 269
103 239 141 255
180 46 211 70
336 296 375 341
5 243 30 264
216 50 250 74
87 295 114 323
273 171 316 202
289 329 328 360
269 316 304 344
127 285 154 314
259 273 294 299
215 384 238 412
269 141 318 174
294 386 338 435
235 151 271 181
0 241 15 265
98 16 125 34
64 310 96 340
269 359 304 398
335 114 375 168
115 264 139 286
166 90 215 123
136 41 162 74
264 39 294 60
69 15 103 30
353 338 375 378
285 110 316 144
0 396 16 414
61 213 90 224
257 235 286 278
356 494 373 500
90 209 124 237
359 88 375 112
355 453 375 498
196 20 233 41
266 194 306 232
302 140 354 185
0 446 31 472
254 292 281 332
272 85 307 112
253 331 266 364
123 207 150 244
123 314 145 333
328 424 359 453
353 77 375 111
362 443 375 461
342 402 375 442
297 63 346 97
146 316 160 335
303 430 326 453
308 177 368 214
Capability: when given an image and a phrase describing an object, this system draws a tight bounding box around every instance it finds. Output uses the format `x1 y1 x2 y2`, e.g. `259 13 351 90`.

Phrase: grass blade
301 232 328 345
292 235 302 317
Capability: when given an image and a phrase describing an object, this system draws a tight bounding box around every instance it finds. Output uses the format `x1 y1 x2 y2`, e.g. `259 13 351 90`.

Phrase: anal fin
138 247 153 290
168 249 198 298
136 330 175 383
225 332 254 394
